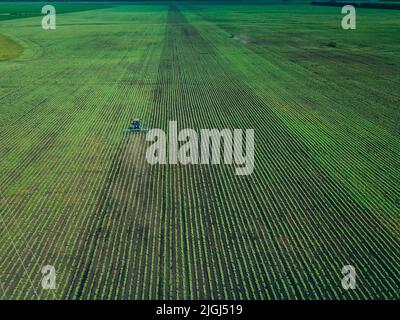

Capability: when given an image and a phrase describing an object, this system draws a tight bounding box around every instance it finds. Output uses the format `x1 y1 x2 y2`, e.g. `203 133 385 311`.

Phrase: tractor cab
132 118 141 130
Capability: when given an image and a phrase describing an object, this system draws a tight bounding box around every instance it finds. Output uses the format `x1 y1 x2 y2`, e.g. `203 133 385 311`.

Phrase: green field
0 32 22 59
0 2 399 299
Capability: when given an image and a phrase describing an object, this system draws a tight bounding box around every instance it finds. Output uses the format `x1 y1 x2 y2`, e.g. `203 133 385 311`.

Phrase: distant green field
0 2 399 300
0 2 114 21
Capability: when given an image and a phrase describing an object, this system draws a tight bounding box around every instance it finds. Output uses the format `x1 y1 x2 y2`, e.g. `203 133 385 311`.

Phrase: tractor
124 118 149 134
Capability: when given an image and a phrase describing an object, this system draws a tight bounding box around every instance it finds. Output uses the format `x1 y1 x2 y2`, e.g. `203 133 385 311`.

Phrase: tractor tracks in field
72 137 125 299
70 131 151 299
